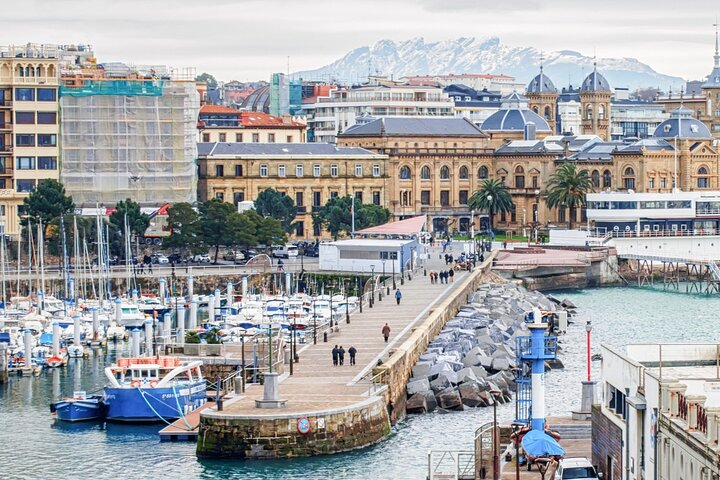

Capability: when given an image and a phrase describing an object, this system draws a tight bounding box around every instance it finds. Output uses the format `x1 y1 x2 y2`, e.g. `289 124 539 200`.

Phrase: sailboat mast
38 219 45 298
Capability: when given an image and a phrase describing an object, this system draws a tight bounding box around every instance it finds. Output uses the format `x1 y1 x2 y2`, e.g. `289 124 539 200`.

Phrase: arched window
603 170 612 188
439 165 450 180
532 106 538 114
591 170 600 188
478 165 489 179
586 105 593 120
399 166 411 180
420 166 431 180
623 167 635 190
16 65 24 77
458 166 469 180
598 104 605 120
698 166 709 188
514 165 525 188
544 105 552 120
25 66 31 77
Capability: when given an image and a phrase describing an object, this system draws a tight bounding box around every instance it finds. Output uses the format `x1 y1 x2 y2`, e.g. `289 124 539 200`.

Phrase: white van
272 244 299 259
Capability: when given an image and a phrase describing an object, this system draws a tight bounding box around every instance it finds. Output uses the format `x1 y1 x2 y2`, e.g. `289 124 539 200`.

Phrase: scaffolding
59 78 199 206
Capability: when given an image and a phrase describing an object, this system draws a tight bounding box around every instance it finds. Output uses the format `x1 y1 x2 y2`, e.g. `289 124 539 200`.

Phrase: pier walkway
208 243 473 417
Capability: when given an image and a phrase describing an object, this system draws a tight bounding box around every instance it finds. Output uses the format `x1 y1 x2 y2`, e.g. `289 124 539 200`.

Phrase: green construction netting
59 80 164 97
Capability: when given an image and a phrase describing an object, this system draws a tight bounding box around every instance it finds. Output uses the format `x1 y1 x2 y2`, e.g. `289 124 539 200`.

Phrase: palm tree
545 163 593 229
469 179 514 232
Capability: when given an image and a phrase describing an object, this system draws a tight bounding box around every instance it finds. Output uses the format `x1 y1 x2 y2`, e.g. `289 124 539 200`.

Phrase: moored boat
51 391 105 422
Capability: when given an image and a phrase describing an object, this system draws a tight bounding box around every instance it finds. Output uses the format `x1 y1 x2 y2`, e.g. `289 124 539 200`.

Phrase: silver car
555 458 602 480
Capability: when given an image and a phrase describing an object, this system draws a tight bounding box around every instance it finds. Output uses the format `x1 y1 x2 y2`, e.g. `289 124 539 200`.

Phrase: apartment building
198 105 306 143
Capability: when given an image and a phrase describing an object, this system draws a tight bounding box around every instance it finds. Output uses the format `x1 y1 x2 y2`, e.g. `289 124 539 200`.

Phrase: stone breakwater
405 282 564 414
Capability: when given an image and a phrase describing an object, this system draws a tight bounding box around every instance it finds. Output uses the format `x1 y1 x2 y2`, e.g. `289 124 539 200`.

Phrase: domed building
653 106 713 139
526 65 559 133
579 62 612 140
481 92 552 143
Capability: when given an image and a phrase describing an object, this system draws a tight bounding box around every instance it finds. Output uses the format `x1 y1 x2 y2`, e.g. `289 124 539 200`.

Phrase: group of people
428 269 454 284
332 345 357 366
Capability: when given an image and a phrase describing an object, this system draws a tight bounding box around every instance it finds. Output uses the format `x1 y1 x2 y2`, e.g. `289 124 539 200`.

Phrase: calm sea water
1 286 719 480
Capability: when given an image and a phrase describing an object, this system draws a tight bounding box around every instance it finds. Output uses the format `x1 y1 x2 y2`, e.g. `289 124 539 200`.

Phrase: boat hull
104 381 207 422
51 397 105 422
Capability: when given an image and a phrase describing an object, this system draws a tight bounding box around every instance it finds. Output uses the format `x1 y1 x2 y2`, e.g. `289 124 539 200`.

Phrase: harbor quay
196 246 495 459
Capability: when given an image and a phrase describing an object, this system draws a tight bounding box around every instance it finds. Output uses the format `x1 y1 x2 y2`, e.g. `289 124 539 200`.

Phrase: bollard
214 289 221 315
23 330 33 366
52 322 61 356
159 278 167 306
144 320 153 356
208 294 216 323
187 275 194 302
73 315 82 347
189 299 198 330
163 312 172 342
91 307 99 341
115 297 122 324
216 376 224 411
227 281 234 306
177 307 186 331
130 328 141 357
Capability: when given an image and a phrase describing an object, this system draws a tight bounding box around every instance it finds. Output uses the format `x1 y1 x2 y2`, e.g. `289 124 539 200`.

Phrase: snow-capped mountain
295 37 685 91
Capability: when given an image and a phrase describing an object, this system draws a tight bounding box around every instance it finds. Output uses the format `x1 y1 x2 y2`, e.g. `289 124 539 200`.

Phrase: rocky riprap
406 282 566 414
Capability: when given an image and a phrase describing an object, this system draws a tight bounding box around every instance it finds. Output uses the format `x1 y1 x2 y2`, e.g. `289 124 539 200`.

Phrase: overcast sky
2 0 718 82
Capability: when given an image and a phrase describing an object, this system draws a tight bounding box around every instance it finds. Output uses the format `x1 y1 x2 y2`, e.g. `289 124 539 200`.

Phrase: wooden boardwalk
159 402 216 441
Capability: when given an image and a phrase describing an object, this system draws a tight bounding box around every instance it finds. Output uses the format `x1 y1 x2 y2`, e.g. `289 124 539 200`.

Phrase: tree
195 72 218 90
163 202 200 254
22 179 74 227
313 196 390 240
254 188 298 233
227 211 258 249
255 215 286 247
198 199 237 262
108 199 150 258
468 179 514 232
545 163 593 229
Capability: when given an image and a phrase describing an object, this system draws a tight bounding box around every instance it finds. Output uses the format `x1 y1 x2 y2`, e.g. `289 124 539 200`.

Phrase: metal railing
427 450 476 480
589 228 720 239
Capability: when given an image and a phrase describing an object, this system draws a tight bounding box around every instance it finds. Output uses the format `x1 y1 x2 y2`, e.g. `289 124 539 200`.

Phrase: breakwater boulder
406 282 565 414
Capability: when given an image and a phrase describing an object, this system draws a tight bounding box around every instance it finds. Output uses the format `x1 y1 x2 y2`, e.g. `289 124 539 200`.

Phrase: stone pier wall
197 394 391 458
373 255 495 424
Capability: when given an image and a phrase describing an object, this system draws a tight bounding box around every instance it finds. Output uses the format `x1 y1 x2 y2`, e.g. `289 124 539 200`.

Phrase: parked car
271 244 299 259
192 253 211 263
222 251 245 263
555 458 602 480
152 254 169 265
303 245 319 257
168 253 184 264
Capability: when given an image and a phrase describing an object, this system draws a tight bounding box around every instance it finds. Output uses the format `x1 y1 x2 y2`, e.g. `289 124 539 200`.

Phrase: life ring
149 380 158 388
130 380 141 388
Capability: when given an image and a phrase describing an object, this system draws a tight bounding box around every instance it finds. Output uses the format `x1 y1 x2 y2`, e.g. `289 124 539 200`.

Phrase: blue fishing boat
102 357 207 422
51 392 105 422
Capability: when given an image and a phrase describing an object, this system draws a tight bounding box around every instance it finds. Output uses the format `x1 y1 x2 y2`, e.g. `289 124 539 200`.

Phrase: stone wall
197 395 391 458
373 256 495 424
592 404 623 480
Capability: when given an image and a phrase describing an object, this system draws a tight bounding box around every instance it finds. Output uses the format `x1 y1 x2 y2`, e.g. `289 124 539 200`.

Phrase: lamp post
313 294 317 344
370 264 375 307
491 388 502 480
391 252 397 290
586 319 592 382
380 258 386 300
357 275 362 313
534 189 541 243
344 279 350 324
486 194 493 234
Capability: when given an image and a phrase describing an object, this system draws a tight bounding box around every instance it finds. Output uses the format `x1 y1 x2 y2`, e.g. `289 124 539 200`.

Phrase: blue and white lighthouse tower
516 308 558 431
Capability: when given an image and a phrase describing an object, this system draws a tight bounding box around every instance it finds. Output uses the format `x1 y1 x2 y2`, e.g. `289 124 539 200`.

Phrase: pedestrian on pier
395 289 402 305
448 268 455 282
382 323 391 342
332 345 339 366
348 346 357 365
338 346 345 366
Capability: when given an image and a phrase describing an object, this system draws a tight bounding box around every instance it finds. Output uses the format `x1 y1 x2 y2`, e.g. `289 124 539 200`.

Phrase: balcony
0 101 12 109
0 164 14 176
0 122 12 131
0 144 12 153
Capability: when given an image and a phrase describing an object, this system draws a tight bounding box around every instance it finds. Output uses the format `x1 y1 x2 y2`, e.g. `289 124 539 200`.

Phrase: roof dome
580 65 611 92
527 68 557 94
652 107 712 139
480 92 552 132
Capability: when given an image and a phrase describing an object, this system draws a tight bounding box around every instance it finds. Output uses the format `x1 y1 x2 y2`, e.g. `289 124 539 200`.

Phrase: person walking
382 323 391 342
348 346 357 365
332 345 339 366
448 268 455 282
338 346 345 366
395 289 402 305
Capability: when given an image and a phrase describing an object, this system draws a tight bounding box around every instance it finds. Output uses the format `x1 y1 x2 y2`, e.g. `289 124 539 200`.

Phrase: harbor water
1 286 719 479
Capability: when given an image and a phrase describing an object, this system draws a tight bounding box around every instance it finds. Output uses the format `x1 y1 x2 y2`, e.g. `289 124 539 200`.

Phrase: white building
401 74 524 95
304 84 454 143
596 342 720 480
319 238 420 274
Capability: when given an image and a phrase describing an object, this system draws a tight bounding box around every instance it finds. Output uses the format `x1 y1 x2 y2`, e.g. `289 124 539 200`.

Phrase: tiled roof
197 142 382 157
341 117 487 137
356 215 427 237
239 111 305 128
199 104 242 115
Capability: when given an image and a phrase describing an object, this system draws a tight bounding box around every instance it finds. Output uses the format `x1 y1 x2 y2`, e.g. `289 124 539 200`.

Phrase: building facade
197 142 388 239
198 105 306 143
0 44 60 237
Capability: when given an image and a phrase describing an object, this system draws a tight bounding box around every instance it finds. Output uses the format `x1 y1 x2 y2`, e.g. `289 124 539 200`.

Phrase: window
268 133 275 143
296 164 303 177
532 176 539 189
373 164 380 177
260 164 268 177
295 221 304 237
648 177 655 189
295 191 304 207
215 191 224 201
603 170 612 188
439 165 450 180
252 133 260 142
399 166 411 179
219 133 226 142
278 164 286 177
591 170 600 188
355 191 363 203
401 191 410 206
286 135 293 143
37 88 56 101
16 179 36 192
459 166 469 180
607 384 626 419
586 105 593 120
698 166 709 188
202 133 210 142
459 190 469 205
355 164 363 177
313 222 321 237
235 133 243 142
478 166 489 179
215 165 224 177
330 164 338 177
313 164 321 177
330 191 339 198
16 157 35 169
37 134 56 146
37 156 57 170
15 112 34 124
15 134 35 146
313 191 322 207
515 165 525 188
233 191 245 204
421 190 431 205
622 167 635 190
660 177 667 189
373 191 380 205
234 164 243 177
440 190 450 206
15 88 34 101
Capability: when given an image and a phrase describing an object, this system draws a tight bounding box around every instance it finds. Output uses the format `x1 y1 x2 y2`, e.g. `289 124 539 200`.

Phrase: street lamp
313 294 317 345
380 257 386 300
344 279 350 324
370 264 376 307
534 189 541 244
490 388 502 480
586 319 592 382
391 252 397 290
486 194 493 237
